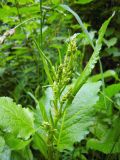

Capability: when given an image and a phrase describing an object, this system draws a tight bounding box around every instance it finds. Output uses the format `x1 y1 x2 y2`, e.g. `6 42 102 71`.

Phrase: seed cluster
52 37 77 113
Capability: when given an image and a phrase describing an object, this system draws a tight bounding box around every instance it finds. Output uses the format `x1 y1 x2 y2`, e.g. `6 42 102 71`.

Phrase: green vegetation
0 0 120 159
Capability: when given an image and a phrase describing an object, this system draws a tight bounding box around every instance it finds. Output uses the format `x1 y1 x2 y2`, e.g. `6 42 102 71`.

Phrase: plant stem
99 58 107 110
14 0 26 34
47 133 54 160
14 0 22 23
39 0 42 48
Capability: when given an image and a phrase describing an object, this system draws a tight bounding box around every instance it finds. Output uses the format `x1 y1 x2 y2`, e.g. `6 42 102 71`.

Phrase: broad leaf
0 136 11 160
11 147 33 160
87 117 120 153
0 97 34 139
96 83 120 110
0 136 5 153
41 87 53 114
55 81 101 151
4 134 31 150
104 37 117 48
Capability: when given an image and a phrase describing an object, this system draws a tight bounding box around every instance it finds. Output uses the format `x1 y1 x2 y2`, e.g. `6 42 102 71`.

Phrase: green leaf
72 13 114 96
40 87 53 114
0 6 17 22
0 68 5 77
60 4 94 48
0 97 34 139
4 134 31 150
51 0 60 5
113 93 120 110
104 37 117 48
96 83 120 109
87 117 120 154
75 0 94 4
32 133 48 159
34 40 53 85
32 87 53 128
0 136 5 153
0 136 11 160
13 79 27 103
106 47 120 57
11 147 33 160
8 0 34 4
55 81 101 151
88 70 119 82
28 91 48 122
0 147 11 160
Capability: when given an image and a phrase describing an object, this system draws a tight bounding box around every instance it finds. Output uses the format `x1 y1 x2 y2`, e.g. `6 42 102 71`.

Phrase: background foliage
0 0 120 160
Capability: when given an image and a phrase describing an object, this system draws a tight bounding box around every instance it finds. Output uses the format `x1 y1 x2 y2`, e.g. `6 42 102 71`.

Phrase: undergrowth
0 1 120 160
